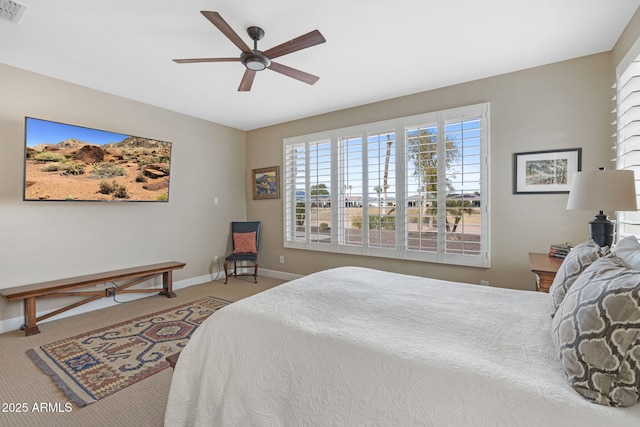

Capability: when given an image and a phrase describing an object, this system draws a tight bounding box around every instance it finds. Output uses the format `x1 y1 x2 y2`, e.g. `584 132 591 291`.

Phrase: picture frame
513 148 582 194
252 166 280 200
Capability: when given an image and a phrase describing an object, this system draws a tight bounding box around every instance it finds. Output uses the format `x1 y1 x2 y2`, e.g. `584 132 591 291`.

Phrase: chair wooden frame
224 221 260 284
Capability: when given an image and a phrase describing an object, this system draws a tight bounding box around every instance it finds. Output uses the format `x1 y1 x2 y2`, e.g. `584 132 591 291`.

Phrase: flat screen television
23 117 172 202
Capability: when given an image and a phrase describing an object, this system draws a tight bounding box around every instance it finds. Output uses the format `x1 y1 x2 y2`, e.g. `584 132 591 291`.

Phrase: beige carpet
0 276 284 427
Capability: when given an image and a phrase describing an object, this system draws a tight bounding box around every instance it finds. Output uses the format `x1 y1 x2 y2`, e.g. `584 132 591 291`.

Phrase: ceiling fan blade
268 61 320 85
173 57 239 64
238 69 257 91
201 11 252 54
263 30 326 60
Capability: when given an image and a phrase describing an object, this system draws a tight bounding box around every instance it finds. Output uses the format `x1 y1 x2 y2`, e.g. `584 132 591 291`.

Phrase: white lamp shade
567 169 638 211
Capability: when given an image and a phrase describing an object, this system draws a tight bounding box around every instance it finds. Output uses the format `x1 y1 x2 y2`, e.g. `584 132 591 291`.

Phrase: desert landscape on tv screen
24 118 172 202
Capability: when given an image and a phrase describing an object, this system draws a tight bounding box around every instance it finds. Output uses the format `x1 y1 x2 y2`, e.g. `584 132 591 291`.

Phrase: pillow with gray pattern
548 240 607 317
551 254 640 407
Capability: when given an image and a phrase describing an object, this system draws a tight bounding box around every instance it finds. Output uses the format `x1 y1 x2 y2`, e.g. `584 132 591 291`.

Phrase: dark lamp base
588 212 614 248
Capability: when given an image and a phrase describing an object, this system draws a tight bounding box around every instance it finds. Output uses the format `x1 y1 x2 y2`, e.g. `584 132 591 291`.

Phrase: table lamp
566 167 637 248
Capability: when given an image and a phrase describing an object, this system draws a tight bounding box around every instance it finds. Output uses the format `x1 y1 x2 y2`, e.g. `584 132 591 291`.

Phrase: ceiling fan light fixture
241 52 270 71
174 12 326 91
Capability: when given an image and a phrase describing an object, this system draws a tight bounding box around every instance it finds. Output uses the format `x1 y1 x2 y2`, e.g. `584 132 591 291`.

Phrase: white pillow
613 235 640 270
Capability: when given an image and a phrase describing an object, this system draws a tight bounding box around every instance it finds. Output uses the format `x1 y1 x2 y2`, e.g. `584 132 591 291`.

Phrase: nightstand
528 252 563 293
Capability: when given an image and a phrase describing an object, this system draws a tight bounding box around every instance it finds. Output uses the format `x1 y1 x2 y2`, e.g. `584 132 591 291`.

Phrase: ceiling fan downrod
242 26 270 71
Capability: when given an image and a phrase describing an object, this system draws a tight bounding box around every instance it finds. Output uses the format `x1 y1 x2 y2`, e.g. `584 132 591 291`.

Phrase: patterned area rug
27 297 230 407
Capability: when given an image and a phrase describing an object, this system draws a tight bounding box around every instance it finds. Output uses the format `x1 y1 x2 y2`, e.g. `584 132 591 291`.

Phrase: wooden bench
166 351 180 369
0 261 186 336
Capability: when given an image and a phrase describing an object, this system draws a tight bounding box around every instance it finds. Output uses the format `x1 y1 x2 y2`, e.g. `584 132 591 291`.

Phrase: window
616 39 640 237
283 103 490 267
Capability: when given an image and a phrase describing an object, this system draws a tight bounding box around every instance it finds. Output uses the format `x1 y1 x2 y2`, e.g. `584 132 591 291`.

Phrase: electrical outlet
480 280 490 286
279 255 285 264
214 256 219 262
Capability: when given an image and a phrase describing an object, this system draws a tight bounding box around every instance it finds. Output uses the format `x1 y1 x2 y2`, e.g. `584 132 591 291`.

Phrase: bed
164 265 640 426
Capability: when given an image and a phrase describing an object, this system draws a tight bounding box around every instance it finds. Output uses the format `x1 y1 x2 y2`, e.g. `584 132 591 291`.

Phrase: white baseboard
0 269 300 335
259 268 303 281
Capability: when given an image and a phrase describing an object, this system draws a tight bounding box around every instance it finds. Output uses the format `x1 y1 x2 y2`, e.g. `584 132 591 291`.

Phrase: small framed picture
513 148 582 194
252 166 280 200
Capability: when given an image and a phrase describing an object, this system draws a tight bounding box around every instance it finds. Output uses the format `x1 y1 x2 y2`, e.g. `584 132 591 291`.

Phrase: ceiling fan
173 11 326 92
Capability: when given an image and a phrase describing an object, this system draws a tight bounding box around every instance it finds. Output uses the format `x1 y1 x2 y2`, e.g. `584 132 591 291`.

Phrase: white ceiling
1 0 639 131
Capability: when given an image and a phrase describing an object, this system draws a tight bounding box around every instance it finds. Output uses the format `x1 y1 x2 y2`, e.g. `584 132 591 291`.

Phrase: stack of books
549 243 572 258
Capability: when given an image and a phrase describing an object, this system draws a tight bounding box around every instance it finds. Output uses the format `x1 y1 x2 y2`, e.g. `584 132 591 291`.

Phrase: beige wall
613 6 640 69
0 63 246 322
246 52 613 290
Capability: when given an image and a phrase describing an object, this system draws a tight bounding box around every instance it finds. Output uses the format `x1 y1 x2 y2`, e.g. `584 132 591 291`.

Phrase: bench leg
166 352 180 369
159 271 177 298
22 298 40 336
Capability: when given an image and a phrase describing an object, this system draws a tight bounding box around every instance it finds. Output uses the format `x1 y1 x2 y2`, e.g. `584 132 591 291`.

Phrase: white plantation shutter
284 142 306 243
308 140 332 245
367 128 397 250
338 133 364 248
444 117 483 256
405 122 438 254
283 103 490 267
616 40 640 237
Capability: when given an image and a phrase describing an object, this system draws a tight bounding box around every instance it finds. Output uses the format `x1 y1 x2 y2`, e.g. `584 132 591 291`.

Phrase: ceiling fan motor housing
241 51 270 71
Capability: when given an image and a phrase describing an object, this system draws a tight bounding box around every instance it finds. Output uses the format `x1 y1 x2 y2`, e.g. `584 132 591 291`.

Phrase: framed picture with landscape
252 166 279 200
513 148 581 194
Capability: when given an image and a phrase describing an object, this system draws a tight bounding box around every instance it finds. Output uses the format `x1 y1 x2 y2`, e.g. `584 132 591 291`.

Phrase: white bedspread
165 266 640 426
